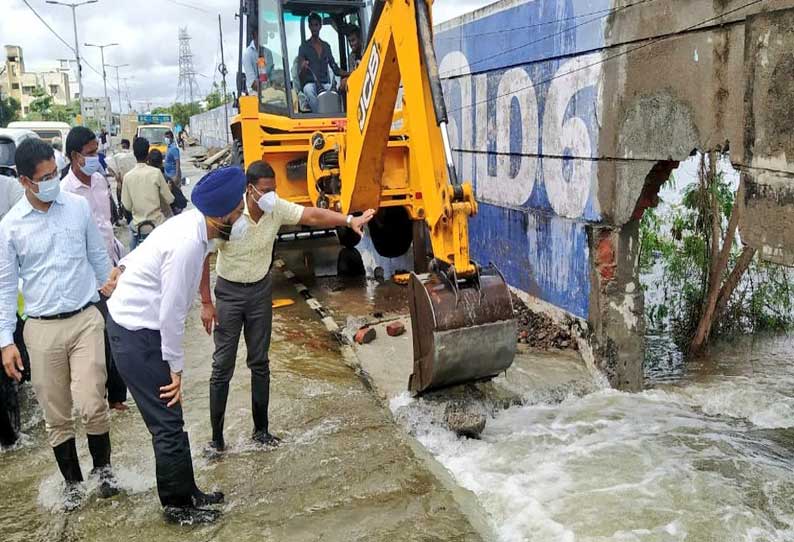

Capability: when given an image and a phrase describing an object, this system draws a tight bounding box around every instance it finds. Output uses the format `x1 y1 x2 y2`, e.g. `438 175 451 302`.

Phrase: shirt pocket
55 228 87 259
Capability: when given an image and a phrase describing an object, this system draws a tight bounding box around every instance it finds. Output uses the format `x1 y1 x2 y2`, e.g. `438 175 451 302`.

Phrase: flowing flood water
0 271 479 541
4 269 794 541
392 333 794 542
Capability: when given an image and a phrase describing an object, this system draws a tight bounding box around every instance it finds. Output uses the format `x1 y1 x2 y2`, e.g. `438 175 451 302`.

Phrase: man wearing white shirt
106 166 246 524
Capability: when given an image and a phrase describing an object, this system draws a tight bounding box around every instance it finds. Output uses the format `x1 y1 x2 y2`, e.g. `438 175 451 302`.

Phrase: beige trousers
24 306 110 448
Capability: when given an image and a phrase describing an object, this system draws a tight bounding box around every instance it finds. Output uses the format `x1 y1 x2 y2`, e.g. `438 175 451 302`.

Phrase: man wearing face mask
61 126 128 411
163 130 181 186
105 166 247 524
199 160 375 454
0 138 119 510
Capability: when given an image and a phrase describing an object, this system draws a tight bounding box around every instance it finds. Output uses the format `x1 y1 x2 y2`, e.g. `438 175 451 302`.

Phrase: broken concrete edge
271 259 495 541
509 285 611 390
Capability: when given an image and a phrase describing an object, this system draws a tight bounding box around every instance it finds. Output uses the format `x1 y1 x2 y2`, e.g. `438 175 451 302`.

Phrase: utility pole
46 0 98 126
218 14 229 143
84 42 117 134
176 28 200 104
105 63 128 117
121 77 133 113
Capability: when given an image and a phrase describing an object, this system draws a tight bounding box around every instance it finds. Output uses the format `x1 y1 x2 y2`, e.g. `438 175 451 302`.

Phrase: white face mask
229 215 249 241
255 190 277 214
81 155 101 176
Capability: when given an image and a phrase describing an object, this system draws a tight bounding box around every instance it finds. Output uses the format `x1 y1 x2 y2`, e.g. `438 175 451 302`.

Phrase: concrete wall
434 0 794 390
189 103 234 148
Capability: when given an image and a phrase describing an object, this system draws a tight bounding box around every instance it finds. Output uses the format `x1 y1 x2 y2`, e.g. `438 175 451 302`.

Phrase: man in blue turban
104 166 246 524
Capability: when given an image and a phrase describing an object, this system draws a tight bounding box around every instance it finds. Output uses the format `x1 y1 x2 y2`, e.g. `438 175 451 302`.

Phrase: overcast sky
2 0 491 111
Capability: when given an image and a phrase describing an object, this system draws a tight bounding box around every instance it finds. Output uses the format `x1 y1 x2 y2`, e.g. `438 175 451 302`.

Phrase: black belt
29 302 95 321
219 274 269 288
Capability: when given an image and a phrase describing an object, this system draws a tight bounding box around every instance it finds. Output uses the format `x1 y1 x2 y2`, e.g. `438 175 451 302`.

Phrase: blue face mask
32 176 61 203
81 155 101 176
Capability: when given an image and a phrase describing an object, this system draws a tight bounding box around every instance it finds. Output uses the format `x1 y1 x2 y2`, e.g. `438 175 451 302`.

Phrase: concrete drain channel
273 259 497 540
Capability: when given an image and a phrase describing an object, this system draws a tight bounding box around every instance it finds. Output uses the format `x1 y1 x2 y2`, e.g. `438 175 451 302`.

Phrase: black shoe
63 481 84 512
163 505 221 525
203 439 225 459
91 466 120 498
192 488 225 507
87 433 119 498
252 430 281 448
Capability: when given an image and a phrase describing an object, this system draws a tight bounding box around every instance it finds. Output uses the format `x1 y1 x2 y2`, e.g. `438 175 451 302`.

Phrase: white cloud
1 0 490 111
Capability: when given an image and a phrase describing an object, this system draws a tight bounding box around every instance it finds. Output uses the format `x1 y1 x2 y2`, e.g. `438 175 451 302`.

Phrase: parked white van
7 121 71 143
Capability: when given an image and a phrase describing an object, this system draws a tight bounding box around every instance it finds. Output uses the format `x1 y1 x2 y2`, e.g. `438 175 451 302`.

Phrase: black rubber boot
184 433 224 506
163 505 221 525
87 433 120 498
208 385 228 452
53 438 84 511
252 429 282 449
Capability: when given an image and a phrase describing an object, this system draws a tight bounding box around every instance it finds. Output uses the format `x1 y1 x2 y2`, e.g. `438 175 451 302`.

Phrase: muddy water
309 275 794 541
0 272 479 541
398 334 794 542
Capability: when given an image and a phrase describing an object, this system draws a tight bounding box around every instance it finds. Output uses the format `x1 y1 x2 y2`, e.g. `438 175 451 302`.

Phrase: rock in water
444 400 487 439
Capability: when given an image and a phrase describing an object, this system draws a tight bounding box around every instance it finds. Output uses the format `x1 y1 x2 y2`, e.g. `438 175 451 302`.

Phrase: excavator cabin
231 0 517 394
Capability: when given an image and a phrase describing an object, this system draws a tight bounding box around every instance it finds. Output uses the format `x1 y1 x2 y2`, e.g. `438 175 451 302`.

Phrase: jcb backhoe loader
231 0 516 393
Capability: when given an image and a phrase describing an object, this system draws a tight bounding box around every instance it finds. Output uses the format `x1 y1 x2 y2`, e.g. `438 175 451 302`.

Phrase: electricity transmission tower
176 28 200 104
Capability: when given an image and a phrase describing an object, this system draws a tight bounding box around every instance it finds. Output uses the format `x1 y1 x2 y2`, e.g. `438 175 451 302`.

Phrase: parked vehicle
7 121 71 144
0 128 38 177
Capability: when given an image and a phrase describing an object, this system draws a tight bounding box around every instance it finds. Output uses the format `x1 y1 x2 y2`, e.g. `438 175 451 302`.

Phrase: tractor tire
336 226 362 249
369 207 413 258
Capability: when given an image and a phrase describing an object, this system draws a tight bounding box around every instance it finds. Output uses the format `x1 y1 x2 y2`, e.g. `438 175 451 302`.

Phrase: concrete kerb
272 258 495 540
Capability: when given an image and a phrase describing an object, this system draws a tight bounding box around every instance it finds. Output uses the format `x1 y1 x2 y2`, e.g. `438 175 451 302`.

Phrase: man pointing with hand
199 160 374 454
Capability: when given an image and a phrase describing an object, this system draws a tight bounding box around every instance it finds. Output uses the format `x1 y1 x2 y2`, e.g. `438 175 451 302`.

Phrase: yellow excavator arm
340 0 517 394
340 0 476 276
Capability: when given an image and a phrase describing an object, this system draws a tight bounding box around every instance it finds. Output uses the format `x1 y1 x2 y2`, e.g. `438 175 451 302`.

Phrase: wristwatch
346 214 353 227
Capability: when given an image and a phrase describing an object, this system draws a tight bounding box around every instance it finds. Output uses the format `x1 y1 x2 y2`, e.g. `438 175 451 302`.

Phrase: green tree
49 102 79 124
151 102 202 128
0 94 21 126
26 86 54 119
640 152 793 353
205 82 231 110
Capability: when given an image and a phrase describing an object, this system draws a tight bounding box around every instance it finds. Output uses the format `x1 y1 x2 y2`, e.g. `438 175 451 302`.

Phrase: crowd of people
0 129 375 524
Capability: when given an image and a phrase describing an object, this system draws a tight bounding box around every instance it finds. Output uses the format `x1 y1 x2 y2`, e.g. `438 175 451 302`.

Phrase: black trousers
209 274 273 443
107 317 196 506
95 294 127 404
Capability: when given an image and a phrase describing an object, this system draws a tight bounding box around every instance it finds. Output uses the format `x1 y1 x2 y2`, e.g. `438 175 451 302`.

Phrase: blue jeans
302 82 332 112
129 225 138 250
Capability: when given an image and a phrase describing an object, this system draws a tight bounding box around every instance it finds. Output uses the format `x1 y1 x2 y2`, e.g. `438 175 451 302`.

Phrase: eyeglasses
31 171 60 184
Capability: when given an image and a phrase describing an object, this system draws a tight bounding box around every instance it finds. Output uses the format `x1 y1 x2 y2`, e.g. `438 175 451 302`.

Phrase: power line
447 0 765 115
439 0 657 78
19 0 122 98
19 0 75 53
162 0 211 13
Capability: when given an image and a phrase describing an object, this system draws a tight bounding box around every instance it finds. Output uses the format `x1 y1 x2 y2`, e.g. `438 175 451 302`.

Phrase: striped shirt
0 191 111 347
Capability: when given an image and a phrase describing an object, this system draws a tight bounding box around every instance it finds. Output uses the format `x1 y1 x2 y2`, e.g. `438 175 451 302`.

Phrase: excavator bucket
407 265 517 394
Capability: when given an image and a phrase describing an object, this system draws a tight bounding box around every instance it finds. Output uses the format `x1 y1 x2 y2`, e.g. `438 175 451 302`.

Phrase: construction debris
512 293 580 351
354 326 377 345
386 321 406 337
201 147 231 169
